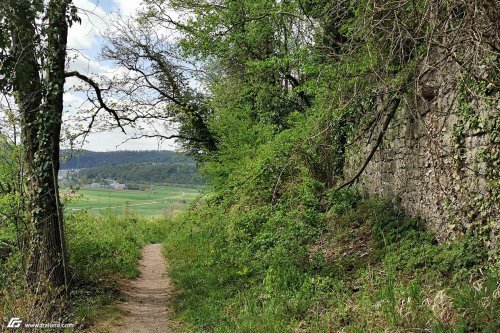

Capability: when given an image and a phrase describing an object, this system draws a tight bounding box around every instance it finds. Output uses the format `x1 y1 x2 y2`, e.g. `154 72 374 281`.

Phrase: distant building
108 181 126 190
91 183 101 188
114 183 126 190
58 169 79 181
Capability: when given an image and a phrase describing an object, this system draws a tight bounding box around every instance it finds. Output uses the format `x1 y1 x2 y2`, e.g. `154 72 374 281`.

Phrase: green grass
66 211 172 329
162 192 499 333
63 185 200 216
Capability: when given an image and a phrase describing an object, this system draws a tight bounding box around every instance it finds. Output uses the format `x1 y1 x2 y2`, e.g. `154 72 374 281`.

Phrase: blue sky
63 0 179 151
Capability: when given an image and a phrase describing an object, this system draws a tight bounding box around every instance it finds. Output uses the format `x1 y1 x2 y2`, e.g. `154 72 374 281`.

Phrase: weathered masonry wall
346 74 499 241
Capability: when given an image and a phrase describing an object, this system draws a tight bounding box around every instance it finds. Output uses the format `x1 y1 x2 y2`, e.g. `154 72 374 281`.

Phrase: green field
63 185 200 216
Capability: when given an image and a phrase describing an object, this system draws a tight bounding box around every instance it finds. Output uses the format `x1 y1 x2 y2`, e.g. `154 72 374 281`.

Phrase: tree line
60 149 194 170
76 163 202 186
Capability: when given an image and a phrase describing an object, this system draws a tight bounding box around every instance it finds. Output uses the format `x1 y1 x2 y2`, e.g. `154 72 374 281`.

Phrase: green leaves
67 4 81 27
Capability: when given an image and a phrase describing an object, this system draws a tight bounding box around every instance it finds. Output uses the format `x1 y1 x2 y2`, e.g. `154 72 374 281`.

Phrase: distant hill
59 150 202 186
60 150 194 169
77 163 203 186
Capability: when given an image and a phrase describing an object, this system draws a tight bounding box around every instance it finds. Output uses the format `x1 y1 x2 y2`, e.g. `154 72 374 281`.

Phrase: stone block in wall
345 82 497 241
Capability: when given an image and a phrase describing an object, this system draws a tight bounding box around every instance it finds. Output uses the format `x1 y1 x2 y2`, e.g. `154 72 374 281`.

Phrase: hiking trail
111 244 177 333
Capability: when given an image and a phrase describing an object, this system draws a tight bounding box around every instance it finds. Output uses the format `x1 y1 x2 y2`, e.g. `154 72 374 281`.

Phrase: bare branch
65 71 127 133
336 97 401 191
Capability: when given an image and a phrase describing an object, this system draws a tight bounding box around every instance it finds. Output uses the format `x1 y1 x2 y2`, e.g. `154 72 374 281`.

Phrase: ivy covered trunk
9 0 70 290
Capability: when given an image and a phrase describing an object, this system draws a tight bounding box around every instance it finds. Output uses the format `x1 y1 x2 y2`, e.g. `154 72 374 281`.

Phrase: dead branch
336 97 401 191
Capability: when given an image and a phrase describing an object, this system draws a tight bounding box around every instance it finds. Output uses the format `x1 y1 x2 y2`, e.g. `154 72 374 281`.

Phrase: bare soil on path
110 243 177 333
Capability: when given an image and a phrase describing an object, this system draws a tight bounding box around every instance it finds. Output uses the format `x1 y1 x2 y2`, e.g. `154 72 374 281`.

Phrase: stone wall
346 73 499 241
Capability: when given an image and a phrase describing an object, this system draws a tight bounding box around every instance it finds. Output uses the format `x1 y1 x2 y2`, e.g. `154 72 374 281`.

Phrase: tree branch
285 74 312 107
64 71 127 133
336 97 401 191
126 133 213 144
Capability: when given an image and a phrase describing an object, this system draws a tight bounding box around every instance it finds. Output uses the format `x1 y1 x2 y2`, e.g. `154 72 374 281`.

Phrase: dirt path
111 244 177 333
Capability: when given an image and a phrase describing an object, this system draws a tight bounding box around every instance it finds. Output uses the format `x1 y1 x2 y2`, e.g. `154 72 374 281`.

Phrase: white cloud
82 128 178 151
67 50 111 75
112 0 143 16
68 0 108 50
63 93 86 109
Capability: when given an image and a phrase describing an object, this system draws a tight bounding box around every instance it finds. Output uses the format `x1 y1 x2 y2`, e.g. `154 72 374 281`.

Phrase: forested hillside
0 0 498 332
60 150 202 186
77 163 202 185
60 150 194 169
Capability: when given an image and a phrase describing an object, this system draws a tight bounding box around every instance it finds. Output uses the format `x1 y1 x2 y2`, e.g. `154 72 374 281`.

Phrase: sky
64 0 178 151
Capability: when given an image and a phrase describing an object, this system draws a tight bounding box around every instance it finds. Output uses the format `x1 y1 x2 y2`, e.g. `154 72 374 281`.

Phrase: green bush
66 211 168 283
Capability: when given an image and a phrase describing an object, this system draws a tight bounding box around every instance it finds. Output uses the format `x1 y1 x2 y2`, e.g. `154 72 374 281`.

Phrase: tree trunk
10 0 70 290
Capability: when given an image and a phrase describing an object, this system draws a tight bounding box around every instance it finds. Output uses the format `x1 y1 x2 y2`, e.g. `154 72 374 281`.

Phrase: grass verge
163 191 499 332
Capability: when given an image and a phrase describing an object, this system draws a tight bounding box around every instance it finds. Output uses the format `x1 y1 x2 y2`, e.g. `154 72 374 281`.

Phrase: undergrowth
163 190 499 332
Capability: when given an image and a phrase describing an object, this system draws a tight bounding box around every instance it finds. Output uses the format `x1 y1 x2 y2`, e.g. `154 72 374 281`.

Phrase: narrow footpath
111 244 177 333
